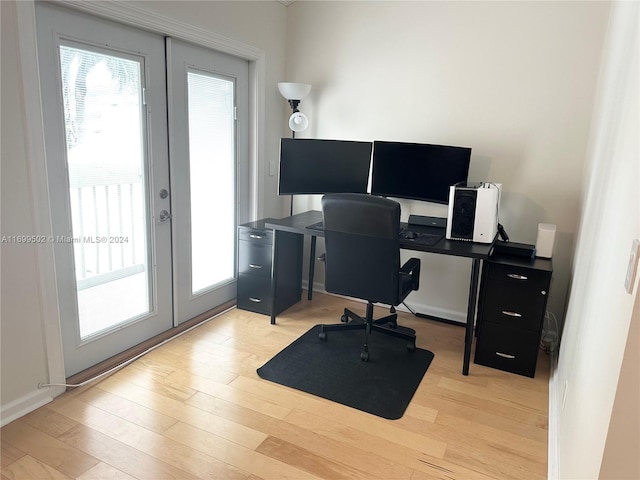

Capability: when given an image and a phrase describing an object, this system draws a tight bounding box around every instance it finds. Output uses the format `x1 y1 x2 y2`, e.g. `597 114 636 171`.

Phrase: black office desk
264 210 494 376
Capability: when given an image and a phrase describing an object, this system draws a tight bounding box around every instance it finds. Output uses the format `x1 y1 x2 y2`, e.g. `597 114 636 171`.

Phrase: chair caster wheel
407 342 416 352
360 351 369 362
340 314 349 323
319 331 327 341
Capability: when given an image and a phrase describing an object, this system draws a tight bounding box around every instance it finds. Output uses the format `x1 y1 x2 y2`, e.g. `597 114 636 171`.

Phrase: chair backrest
322 193 401 305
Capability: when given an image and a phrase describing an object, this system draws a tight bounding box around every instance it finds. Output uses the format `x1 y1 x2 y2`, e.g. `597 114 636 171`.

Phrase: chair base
319 303 416 361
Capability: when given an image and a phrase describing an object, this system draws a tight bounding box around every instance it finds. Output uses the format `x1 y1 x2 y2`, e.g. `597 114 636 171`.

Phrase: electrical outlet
624 239 639 293
269 160 276 176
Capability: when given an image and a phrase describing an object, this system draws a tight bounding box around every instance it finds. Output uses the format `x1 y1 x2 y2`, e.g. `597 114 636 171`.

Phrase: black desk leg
308 236 316 300
463 258 481 375
270 231 279 325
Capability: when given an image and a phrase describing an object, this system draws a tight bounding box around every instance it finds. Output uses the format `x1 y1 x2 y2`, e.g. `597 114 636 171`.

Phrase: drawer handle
507 273 528 280
249 297 262 303
496 352 516 359
249 264 263 269
501 310 523 318
249 234 264 239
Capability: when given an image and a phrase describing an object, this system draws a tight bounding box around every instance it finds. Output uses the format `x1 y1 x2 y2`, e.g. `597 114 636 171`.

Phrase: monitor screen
371 141 471 204
278 138 373 195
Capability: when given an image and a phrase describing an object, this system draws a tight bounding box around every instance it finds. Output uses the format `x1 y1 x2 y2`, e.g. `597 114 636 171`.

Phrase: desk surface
265 210 494 260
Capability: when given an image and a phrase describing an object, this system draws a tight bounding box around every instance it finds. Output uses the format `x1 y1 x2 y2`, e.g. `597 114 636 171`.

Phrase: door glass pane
187 71 235 294
60 45 151 339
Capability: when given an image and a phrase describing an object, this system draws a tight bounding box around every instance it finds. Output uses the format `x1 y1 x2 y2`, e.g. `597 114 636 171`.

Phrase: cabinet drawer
238 227 272 244
238 240 272 277
482 286 548 332
487 262 550 291
474 322 540 377
237 274 271 315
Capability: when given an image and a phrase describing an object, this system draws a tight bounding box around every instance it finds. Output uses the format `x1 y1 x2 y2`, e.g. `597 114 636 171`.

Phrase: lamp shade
278 82 311 100
288 112 309 132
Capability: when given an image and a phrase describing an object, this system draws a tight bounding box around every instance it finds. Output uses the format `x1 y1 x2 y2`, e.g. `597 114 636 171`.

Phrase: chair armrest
400 257 421 292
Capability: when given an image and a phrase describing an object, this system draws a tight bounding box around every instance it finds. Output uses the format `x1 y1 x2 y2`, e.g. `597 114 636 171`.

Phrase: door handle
507 273 528 280
496 352 516 359
159 210 172 222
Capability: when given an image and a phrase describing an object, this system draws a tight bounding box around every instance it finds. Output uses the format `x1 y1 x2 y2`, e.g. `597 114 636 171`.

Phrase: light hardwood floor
1 292 549 480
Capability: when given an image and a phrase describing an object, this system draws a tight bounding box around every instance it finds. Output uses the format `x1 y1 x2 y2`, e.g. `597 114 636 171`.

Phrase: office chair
319 193 421 361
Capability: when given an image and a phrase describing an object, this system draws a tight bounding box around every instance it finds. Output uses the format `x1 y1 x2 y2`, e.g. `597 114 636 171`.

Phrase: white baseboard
548 350 560 480
305 281 466 324
399 300 466 324
1 387 58 427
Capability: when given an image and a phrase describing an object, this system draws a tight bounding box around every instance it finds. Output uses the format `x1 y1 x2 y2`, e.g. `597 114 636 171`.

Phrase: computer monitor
370 141 471 204
278 138 373 195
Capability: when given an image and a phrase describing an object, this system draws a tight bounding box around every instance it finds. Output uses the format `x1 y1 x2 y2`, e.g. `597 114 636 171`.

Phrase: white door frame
15 0 265 390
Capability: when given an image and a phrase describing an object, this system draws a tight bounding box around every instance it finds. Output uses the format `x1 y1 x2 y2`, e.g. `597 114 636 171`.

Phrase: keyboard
307 222 442 246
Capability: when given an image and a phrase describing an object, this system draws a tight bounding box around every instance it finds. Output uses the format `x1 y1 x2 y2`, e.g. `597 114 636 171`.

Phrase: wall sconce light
278 82 311 137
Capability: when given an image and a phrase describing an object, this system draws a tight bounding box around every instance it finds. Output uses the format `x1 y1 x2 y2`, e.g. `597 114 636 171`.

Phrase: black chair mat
257 324 434 420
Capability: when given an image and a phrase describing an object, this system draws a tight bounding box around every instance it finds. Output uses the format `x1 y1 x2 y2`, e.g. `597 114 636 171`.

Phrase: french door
36 4 248 376
168 39 249 324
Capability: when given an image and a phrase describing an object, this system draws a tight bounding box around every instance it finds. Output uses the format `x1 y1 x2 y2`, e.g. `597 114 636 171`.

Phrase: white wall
285 1 610 324
1 0 288 422
556 1 639 478
1 0 53 419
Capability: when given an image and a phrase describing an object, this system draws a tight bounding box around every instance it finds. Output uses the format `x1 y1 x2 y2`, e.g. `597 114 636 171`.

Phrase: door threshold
65 300 236 388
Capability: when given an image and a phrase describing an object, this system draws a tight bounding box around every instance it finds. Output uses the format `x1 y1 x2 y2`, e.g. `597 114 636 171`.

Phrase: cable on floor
540 310 559 354
37 305 237 389
402 301 417 315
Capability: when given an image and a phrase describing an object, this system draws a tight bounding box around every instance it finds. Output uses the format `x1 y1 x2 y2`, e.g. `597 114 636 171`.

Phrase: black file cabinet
474 254 552 377
237 220 303 318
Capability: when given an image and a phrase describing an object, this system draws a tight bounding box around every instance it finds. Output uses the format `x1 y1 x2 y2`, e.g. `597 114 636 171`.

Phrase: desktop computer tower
446 182 501 243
